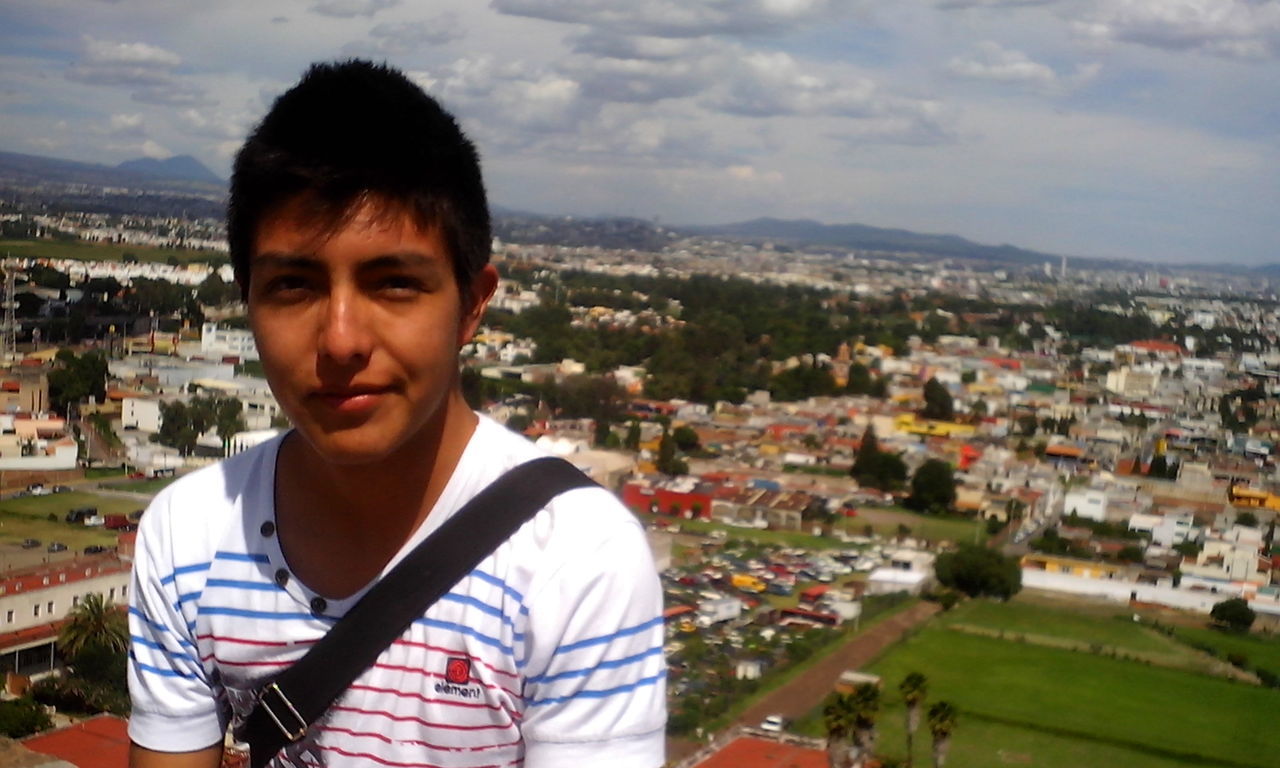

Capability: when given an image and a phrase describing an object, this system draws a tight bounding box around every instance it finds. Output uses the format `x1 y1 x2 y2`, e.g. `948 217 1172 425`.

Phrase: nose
317 286 373 366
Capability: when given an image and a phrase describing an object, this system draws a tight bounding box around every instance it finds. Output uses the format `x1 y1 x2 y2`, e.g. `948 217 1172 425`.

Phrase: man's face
247 195 495 466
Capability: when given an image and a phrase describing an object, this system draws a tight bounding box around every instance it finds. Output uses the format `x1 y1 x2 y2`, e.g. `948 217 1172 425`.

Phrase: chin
292 426 413 467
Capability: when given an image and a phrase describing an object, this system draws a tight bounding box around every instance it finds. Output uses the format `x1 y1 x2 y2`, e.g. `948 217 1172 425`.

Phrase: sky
1 0 1278 265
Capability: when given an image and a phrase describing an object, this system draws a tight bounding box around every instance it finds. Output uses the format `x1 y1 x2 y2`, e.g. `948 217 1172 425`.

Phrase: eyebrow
253 251 443 270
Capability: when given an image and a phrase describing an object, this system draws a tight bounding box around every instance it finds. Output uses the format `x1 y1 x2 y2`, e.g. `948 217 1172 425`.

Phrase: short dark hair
228 59 490 296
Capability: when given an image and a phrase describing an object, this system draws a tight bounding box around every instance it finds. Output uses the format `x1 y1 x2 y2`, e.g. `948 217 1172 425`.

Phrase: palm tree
823 691 858 768
899 672 928 768
927 701 958 768
850 682 881 766
58 593 128 660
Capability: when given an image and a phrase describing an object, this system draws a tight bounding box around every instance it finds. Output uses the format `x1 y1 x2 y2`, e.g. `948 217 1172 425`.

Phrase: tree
1210 597 1256 633
921 377 954 420
1236 511 1259 528
927 701 957 768
48 349 109 415
846 363 873 395
196 272 241 306
58 593 128 659
900 672 928 768
0 697 52 738
673 425 700 452
852 425 908 492
907 459 956 514
850 682 881 765
823 691 858 768
935 545 1021 600
624 420 641 451
656 426 687 476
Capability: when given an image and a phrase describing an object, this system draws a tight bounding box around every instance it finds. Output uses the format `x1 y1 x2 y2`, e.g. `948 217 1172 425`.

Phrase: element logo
445 657 471 685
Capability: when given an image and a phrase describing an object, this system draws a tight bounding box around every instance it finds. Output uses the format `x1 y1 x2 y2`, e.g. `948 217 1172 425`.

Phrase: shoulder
137 435 281 562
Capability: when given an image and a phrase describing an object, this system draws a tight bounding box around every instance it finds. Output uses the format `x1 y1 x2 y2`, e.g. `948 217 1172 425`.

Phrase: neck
274 392 479 597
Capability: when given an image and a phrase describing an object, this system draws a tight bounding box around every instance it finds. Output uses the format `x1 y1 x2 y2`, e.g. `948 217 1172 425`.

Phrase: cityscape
2 1 1279 766
0 150 1275 767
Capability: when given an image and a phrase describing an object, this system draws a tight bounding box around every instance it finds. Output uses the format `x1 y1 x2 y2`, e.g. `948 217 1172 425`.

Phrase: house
0 557 131 679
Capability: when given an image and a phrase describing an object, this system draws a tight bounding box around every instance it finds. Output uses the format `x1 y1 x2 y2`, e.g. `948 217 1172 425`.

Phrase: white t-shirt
127 416 667 768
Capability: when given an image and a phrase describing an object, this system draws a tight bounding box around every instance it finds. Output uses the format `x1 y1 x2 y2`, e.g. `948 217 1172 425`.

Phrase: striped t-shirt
127 416 667 768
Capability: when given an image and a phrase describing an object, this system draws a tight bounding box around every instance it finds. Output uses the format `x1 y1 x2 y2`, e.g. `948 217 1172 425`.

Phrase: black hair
228 59 490 297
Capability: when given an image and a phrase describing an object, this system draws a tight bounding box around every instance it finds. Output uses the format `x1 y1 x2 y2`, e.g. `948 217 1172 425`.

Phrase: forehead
251 193 445 261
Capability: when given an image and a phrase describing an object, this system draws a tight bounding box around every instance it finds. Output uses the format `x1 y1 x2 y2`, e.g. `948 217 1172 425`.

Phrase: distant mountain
687 217 1076 267
0 150 224 196
117 155 222 185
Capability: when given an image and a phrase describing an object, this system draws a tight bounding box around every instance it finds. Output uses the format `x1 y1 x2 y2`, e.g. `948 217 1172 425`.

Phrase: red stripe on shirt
329 705 518 732
317 725 521 752
391 639 519 681
317 743 522 768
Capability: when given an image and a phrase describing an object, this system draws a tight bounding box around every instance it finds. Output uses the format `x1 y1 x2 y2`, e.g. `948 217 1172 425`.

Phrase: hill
116 155 222 185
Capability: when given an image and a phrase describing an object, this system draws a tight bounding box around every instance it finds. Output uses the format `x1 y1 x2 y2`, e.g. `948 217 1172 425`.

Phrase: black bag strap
235 456 598 768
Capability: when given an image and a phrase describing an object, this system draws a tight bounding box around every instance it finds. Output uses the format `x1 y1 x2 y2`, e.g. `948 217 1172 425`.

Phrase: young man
127 61 666 768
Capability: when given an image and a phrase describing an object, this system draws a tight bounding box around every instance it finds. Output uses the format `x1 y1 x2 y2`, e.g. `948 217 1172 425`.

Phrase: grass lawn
0 492 144 549
85 466 126 480
836 507 986 546
938 595 1205 667
853 627 1278 768
0 238 224 265
101 476 179 494
1172 625 1280 673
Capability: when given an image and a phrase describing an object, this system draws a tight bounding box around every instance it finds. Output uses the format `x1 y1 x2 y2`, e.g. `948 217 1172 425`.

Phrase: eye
376 274 426 296
259 274 312 300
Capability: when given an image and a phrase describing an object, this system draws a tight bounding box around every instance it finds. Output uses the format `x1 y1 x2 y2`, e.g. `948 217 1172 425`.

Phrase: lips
311 386 393 413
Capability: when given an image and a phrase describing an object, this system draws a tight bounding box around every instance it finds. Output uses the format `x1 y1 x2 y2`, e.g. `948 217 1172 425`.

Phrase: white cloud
108 113 146 135
367 15 466 53
65 36 208 105
947 41 1058 85
936 0 1056 8
83 38 181 68
491 0 839 38
140 139 170 159
310 0 398 19
1077 0 1280 59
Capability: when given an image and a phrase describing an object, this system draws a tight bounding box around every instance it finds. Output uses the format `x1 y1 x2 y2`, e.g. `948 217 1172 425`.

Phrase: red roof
1130 339 1183 354
695 737 827 768
0 556 128 596
22 715 130 768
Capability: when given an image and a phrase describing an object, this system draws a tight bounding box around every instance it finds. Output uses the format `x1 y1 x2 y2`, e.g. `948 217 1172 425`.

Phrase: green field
1173 625 1280 673
102 476 179 494
0 238 224 265
853 628 1279 768
0 492 144 550
842 507 987 546
938 595 1208 669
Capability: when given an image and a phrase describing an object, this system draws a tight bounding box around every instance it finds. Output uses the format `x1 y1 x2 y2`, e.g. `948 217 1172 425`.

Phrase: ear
458 264 499 347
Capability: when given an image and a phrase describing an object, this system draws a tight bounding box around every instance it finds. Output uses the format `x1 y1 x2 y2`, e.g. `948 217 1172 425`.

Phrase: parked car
66 507 98 524
82 545 110 555
47 542 67 553
26 483 49 496
20 538 40 549
52 485 71 493
760 714 787 733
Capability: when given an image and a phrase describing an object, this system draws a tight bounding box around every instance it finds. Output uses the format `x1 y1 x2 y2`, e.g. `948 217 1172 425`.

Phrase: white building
122 397 162 433
200 322 259 362
0 557 132 677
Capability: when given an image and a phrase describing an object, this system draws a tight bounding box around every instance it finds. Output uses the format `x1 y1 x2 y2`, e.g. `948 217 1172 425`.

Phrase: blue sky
1 0 1277 264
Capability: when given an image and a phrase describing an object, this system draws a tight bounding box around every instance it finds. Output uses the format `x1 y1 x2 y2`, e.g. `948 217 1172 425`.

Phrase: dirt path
665 601 941 764
732 601 941 728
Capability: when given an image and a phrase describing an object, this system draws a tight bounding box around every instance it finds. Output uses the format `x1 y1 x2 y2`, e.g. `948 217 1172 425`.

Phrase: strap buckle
258 682 308 742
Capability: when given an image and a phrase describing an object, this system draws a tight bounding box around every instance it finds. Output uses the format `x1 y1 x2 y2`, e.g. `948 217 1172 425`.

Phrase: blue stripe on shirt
129 607 198 653
414 616 513 656
468 569 525 604
526 645 664 685
160 562 211 586
129 651 199 680
131 634 200 664
198 606 336 623
524 669 666 707
204 578 286 592
550 615 664 658
213 551 270 564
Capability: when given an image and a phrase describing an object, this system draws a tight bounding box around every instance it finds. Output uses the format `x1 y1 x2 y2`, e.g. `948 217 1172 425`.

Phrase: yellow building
894 413 977 438
1020 553 1134 580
